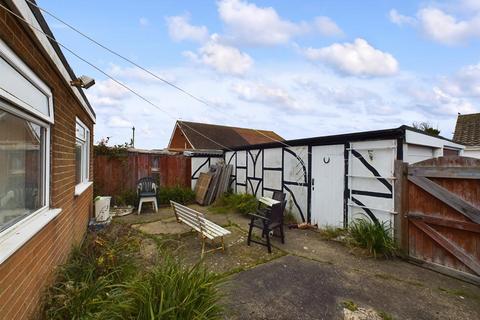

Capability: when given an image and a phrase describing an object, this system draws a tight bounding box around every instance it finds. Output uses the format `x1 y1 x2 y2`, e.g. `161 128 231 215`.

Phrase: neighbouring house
167 120 283 151
453 112 480 158
0 1 95 319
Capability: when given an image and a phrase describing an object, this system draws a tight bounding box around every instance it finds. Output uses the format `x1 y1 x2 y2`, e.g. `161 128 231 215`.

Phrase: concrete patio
115 205 480 320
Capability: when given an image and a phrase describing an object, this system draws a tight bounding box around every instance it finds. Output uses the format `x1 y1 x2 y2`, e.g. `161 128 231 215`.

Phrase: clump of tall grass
42 225 223 319
211 193 258 215
43 226 139 319
347 218 396 258
108 257 223 319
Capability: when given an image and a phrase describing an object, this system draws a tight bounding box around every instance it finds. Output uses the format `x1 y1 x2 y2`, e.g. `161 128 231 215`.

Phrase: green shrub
112 189 138 207
157 186 195 205
347 218 396 258
212 193 258 215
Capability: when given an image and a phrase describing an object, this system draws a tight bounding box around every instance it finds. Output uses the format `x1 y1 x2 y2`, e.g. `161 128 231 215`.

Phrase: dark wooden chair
247 191 286 253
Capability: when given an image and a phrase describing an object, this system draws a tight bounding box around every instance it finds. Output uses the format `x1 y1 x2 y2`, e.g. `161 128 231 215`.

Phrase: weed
212 193 258 215
341 300 358 312
319 225 345 240
157 186 195 205
106 257 223 319
378 310 394 320
374 273 424 287
347 218 396 258
438 287 480 301
43 225 139 319
42 224 223 319
284 211 297 224
113 189 137 207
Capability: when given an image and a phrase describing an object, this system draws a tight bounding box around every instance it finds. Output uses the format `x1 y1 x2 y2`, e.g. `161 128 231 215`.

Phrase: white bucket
95 196 111 222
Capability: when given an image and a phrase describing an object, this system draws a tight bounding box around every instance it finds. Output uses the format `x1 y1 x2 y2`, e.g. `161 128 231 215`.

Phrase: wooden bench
170 201 231 257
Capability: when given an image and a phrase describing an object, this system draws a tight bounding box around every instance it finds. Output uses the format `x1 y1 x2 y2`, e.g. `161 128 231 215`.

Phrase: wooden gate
403 157 480 283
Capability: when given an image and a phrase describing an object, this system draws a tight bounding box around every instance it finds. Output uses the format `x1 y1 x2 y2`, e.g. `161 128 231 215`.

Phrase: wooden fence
94 150 191 200
397 156 480 284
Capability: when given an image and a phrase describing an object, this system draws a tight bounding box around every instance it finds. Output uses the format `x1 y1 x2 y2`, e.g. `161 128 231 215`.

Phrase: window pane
75 122 85 141
0 109 44 231
0 57 49 116
75 142 82 185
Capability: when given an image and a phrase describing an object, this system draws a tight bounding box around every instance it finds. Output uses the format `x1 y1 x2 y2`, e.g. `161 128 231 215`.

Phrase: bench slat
171 201 230 240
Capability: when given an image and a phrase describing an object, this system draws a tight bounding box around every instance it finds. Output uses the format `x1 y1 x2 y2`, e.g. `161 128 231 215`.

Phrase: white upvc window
0 39 60 264
74 118 90 195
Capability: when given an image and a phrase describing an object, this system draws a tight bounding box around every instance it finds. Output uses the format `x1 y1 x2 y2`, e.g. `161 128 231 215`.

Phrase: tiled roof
177 121 284 149
453 113 480 146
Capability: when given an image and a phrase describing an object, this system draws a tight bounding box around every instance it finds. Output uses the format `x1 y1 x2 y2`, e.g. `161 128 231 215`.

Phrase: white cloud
390 5 480 45
405 85 476 116
217 0 308 46
86 79 129 107
108 64 176 83
417 7 480 45
108 116 133 128
166 14 209 43
314 16 344 37
302 38 399 77
441 62 480 97
389 9 416 26
231 82 298 109
139 17 149 27
184 35 253 75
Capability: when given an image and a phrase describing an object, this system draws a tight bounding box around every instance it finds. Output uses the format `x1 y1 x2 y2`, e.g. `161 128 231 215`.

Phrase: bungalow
453 112 480 158
167 120 283 151
0 0 95 318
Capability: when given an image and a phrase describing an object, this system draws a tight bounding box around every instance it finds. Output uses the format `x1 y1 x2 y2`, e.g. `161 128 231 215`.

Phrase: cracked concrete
114 204 480 320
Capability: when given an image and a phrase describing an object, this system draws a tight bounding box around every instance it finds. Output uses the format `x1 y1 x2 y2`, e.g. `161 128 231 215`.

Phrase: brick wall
0 2 94 319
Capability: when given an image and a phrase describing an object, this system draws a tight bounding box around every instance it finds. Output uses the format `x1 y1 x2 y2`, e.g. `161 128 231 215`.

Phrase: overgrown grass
211 193 258 215
157 186 195 205
43 225 139 319
347 218 396 258
319 225 345 240
108 258 223 319
42 224 223 319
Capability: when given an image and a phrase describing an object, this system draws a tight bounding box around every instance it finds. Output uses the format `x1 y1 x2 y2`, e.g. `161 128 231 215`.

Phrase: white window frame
74 118 91 196
0 41 60 265
0 39 54 124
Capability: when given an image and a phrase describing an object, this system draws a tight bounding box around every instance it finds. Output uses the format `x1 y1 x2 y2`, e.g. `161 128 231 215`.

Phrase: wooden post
394 160 409 255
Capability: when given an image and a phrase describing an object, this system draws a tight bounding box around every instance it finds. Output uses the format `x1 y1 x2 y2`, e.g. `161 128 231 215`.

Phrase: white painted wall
190 157 222 189
405 144 436 164
463 147 480 159
348 140 396 226
201 129 466 229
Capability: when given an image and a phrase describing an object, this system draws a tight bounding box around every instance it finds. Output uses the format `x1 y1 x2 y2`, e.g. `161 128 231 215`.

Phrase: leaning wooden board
195 173 212 205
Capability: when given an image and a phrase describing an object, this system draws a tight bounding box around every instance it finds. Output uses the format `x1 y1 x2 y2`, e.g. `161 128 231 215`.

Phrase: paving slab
161 226 285 274
132 220 191 235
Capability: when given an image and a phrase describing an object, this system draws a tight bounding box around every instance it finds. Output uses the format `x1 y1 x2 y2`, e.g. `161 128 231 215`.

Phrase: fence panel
94 151 191 200
405 156 480 284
